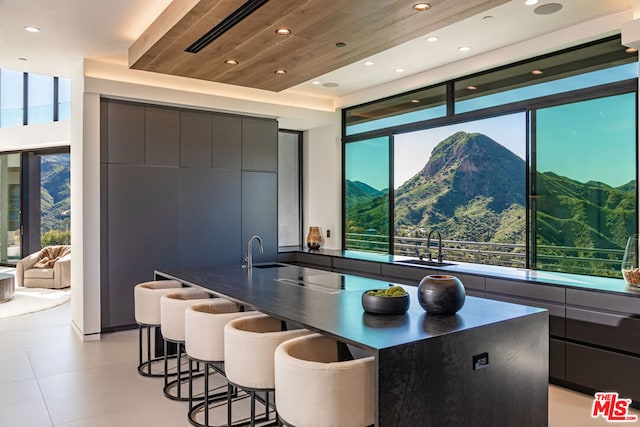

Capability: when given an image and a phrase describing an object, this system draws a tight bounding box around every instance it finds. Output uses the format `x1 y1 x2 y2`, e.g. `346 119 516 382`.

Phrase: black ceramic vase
417 274 466 315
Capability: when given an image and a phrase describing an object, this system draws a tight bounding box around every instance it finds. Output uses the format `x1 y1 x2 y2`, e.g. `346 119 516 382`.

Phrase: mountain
345 180 388 235
346 130 635 276
394 131 526 242
535 172 635 252
41 154 70 233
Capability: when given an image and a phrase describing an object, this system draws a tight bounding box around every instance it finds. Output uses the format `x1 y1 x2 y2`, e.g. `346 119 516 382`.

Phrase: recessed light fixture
467 85 478 90
24 26 40 33
483 15 493 20
525 0 538 5
531 69 543 75
458 46 470 52
426 36 439 42
364 61 374 66
534 3 562 15
626 47 638 54
17 57 27 61
275 28 291 35
323 82 339 88
413 3 432 11
312 81 321 85
336 42 346 48
395 68 405 73
274 69 287 75
411 99 420 103
225 59 238 65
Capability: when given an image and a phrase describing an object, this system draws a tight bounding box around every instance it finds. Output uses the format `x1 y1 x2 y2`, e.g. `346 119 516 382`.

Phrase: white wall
0 121 69 151
303 121 342 250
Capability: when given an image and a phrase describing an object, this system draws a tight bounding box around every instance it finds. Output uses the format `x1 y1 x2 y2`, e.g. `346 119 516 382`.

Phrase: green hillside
41 154 70 235
346 131 635 277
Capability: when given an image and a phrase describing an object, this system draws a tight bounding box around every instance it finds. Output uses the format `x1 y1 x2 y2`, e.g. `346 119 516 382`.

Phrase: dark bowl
362 290 410 315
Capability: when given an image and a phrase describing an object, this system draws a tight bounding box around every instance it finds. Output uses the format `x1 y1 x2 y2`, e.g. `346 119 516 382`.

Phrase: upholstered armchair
16 245 71 289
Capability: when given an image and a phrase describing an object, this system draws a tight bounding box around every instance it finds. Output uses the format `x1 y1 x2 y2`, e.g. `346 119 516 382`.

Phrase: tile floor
0 300 637 426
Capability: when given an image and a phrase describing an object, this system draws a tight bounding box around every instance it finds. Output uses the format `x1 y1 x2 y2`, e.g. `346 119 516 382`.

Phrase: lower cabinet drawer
566 307 640 355
566 342 640 402
484 293 565 338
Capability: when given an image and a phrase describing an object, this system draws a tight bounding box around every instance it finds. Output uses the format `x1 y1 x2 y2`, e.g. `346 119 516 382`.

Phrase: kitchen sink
253 263 289 269
394 259 456 268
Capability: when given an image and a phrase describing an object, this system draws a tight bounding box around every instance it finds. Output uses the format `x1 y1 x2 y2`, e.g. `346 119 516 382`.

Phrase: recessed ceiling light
274 69 287 75
395 68 405 73
312 81 321 85
364 61 374 66
626 47 638 54
24 26 40 33
525 0 538 5
275 28 291 35
413 3 431 11
532 69 543 75
467 86 478 90
323 82 339 88
17 57 27 61
335 42 346 48
458 46 470 52
411 99 420 103
483 15 493 20
426 36 439 42
225 59 238 65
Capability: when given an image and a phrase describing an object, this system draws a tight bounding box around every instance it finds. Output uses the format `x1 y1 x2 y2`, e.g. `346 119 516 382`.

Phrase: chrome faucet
426 229 445 263
246 235 263 271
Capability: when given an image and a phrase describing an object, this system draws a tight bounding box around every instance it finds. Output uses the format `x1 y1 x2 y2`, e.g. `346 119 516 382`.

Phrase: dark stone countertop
288 247 640 298
156 264 545 351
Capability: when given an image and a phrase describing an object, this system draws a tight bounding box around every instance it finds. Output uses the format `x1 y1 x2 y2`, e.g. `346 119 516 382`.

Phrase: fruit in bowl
362 285 410 315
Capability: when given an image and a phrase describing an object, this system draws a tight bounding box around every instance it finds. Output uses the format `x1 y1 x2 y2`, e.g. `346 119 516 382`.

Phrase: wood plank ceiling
129 0 509 92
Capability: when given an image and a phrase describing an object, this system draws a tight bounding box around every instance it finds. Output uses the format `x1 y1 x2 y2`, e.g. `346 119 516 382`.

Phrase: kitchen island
156 264 548 426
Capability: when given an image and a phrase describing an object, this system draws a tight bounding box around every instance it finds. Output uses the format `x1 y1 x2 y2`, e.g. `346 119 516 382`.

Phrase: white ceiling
0 0 633 101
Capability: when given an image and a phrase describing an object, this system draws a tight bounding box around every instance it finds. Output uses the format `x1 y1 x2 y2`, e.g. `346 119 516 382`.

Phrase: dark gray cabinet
145 107 180 166
180 111 212 168
101 99 278 330
242 117 277 172
103 100 145 165
178 168 241 268
103 164 179 329
242 171 277 263
213 114 241 169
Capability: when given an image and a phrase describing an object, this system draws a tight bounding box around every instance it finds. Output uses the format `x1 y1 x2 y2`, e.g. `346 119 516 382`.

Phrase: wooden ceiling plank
130 0 511 92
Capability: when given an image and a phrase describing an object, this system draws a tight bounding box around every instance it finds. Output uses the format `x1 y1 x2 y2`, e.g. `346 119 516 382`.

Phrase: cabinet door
180 111 212 168
242 171 277 263
145 106 179 166
104 100 145 165
178 168 241 267
212 114 241 169
241 117 277 172
104 164 179 329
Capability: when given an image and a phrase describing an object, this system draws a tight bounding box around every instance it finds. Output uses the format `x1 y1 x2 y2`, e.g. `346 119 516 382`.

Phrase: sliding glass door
0 153 21 263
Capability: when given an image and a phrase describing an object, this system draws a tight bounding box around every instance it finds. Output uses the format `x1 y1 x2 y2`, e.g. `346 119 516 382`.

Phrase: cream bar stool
185 301 255 427
134 280 182 377
224 314 310 427
160 288 212 401
274 333 375 427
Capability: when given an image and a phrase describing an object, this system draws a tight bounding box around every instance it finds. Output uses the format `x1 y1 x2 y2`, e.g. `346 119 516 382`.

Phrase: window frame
342 35 638 278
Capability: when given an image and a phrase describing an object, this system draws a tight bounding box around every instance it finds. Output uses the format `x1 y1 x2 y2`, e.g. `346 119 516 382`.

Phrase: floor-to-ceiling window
342 35 638 279
278 130 302 248
0 154 21 264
